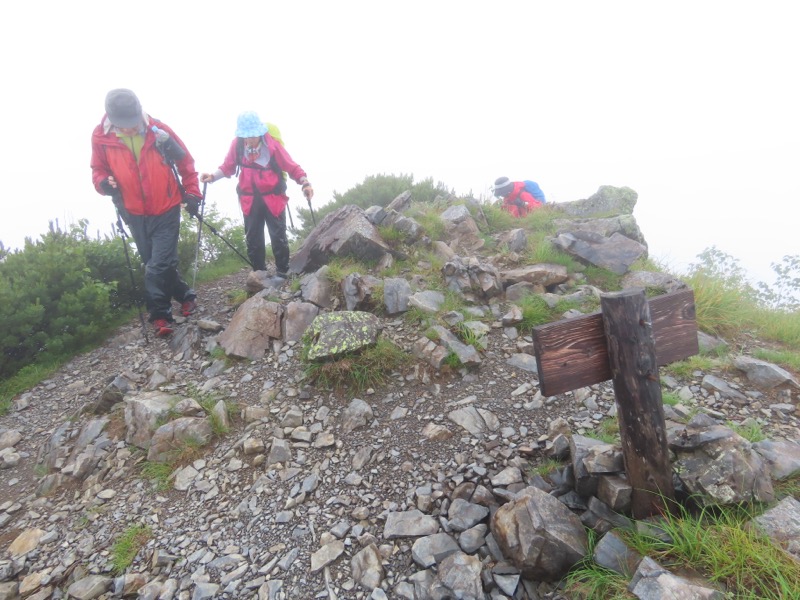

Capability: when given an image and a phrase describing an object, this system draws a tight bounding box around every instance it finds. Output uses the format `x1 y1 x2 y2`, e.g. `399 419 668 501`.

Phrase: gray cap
105 88 143 128
493 176 513 197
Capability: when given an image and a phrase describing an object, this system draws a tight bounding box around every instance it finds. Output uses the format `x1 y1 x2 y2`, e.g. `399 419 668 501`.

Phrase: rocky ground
1 265 799 600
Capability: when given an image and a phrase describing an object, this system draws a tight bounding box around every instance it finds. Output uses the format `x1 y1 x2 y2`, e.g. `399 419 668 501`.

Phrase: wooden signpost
533 288 698 518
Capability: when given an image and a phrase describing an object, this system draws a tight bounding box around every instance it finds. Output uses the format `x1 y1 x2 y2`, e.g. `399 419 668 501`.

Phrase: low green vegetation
404 306 434 328
752 347 800 372
517 294 555 331
443 351 463 370
566 545 632 600
0 361 62 415
110 524 152 574
226 288 250 307
208 346 231 365
439 289 468 314
635 503 800 599
294 173 451 237
687 247 800 346
0 206 245 387
525 243 578 271
416 250 446 277
583 265 624 292
302 337 411 393
566 502 800 599
588 417 619 444
198 396 233 437
529 458 565 478
377 224 406 246
661 390 681 406
774 475 800 501
479 203 517 233
324 256 375 284
407 203 447 241
727 419 767 443
140 461 173 492
664 354 721 379
455 322 483 348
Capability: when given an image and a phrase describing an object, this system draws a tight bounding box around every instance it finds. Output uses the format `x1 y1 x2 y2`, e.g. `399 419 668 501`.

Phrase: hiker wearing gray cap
492 177 546 217
91 89 203 337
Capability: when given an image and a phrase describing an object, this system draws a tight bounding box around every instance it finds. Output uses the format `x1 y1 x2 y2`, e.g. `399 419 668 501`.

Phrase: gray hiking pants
127 205 195 322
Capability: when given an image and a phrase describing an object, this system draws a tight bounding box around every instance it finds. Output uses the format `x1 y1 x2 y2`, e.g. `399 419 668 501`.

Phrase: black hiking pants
243 192 290 276
127 205 195 322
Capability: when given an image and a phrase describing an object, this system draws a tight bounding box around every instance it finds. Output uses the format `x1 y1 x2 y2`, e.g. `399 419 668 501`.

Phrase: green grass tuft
529 458 565 479
516 294 553 331
110 524 152 574
661 390 682 406
303 338 411 393
752 347 800 372
624 502 800 600
140 462 173 492
665 355 720 379
727 420 767 443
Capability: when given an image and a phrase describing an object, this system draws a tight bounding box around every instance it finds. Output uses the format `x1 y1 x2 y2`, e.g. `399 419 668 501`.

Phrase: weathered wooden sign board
533 288 698 397
532 288 698 518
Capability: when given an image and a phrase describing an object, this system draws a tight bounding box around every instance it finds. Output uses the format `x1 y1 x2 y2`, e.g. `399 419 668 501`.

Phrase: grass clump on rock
302 337 411 393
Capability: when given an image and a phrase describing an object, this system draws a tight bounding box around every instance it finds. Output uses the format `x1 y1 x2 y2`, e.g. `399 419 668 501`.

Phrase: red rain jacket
502 181 543 217
90 117 201 216
217 133 307 217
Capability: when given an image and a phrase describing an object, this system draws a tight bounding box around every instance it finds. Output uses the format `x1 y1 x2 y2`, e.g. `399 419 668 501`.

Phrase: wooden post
600 289 675 518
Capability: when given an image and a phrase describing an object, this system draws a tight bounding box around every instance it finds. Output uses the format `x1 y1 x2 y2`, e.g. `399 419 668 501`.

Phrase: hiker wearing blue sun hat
201 111 313 279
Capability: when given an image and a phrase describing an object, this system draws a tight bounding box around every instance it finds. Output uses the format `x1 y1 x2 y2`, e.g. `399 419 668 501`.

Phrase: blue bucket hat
235 111 268 138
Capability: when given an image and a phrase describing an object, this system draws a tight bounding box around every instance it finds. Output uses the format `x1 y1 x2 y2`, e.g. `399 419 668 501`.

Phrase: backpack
523 180 546 203
234 122 287 195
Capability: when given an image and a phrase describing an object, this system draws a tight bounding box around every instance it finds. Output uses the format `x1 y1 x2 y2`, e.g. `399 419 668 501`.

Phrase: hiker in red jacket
493 176 544 217
91 89 203 337
200 111 313 281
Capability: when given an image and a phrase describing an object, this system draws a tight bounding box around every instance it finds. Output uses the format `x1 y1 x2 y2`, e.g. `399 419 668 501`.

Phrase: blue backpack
523 180 546 203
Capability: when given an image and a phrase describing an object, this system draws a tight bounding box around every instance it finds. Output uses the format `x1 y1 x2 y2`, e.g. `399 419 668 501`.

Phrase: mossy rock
304 311 382 361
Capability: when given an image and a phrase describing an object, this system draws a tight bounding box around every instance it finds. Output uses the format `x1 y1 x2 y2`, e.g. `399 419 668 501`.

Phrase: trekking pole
112 199 149 344
286 202 296 231
306 195 317 227
191 182 207 288
165 156 253 269
194 213 255 269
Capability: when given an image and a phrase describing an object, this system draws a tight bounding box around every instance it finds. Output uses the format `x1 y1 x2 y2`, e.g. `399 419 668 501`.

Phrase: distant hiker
91 88 202 338
493 176 546 217
200 111 314 281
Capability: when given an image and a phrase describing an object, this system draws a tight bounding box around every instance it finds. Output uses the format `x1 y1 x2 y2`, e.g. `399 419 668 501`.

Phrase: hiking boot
181 298 197 317
153 318 174 337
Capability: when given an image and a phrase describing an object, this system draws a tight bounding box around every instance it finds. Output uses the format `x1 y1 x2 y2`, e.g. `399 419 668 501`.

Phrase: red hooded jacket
90 116 201 216
502 181 543 217
216 133 307 217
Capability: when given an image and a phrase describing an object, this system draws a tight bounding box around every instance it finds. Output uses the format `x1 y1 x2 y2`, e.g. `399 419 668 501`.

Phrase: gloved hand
183 194 202 218
100 178 116 196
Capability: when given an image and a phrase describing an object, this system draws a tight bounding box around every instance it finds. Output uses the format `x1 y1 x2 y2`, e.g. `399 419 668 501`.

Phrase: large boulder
491 486 588 581
289 205 392 274
555 185 638 217
217 292 283 360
